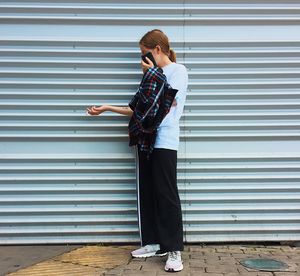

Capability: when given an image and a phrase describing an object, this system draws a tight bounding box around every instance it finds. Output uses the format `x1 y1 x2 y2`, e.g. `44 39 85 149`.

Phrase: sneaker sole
164 263 184 272
131 252 167 258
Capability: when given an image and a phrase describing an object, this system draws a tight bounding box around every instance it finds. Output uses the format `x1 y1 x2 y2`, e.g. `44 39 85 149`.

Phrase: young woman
86 29 188 273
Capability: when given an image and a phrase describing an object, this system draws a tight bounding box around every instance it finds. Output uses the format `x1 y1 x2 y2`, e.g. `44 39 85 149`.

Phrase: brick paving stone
181 251 191 258
216 247 245 254
140 266 162 272
144 257 165 263
131 257 146 262
190 272 223 276
215 252 237 257
123 262 142 270
140 260 164 271
291 254 300 258
276 246 299 252
206 261 236 266
209 260 239 266
241 247 258 252
203 252 221 256
219 256 240 262
188 259 206 267
122 269 156 276
104 267 124 273
188 260 206 269
202 252 221 257
263 246 284 249
280 247 298 252
157 270 191 276
274 273 300 276
224 273 273 276
206 264 239 273
290 257 300 265
254 248 281 253
204 260 222 265
189 252 205 259
269 250 297 256
285 264 299 272
206 245 229 248
288 255 300 263
103 272 123 276
190 247 216 253
203 256 221 261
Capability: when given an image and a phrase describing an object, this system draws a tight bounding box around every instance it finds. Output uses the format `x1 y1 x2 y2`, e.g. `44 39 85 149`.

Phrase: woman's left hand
141 57 154 74
86 105 107 116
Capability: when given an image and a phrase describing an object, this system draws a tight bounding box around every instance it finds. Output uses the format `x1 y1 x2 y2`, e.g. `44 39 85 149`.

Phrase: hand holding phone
141 51 157 67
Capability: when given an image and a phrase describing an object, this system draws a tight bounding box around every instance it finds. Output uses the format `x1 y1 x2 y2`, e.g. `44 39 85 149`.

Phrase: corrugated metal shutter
0 1 299 244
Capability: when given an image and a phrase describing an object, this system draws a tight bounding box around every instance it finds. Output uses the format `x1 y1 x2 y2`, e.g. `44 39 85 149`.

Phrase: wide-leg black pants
134 144 184 252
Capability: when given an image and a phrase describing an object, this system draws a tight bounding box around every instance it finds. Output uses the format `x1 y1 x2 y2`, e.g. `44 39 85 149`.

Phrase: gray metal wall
0 0 299 244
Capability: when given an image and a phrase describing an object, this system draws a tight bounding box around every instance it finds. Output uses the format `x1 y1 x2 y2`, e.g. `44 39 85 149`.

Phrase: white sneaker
131 244 167 258
164 251 183 272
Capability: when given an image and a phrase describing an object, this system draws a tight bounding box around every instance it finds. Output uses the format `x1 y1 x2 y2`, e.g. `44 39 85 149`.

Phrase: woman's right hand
141 57 154 74
86 105 107 116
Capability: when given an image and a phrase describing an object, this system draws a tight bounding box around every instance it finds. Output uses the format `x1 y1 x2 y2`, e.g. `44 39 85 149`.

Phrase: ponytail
168 48 177 63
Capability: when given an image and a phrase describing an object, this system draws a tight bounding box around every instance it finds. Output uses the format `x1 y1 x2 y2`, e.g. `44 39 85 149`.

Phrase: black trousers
134 144 184 252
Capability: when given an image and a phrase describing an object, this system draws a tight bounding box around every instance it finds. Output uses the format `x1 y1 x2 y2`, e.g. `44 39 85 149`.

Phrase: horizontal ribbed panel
0 0 299 244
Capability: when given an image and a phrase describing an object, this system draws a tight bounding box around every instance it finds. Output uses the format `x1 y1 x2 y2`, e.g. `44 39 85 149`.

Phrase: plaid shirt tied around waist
128 66 178 160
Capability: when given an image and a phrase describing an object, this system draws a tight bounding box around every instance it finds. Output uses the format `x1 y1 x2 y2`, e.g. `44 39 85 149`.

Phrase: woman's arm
106 105 133 116
86 105 133 117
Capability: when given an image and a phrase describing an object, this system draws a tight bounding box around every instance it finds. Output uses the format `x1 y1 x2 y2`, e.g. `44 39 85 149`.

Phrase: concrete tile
0 245 81 276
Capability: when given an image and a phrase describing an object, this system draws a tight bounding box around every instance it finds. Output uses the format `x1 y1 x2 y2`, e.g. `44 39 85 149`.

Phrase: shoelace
169 251 179 261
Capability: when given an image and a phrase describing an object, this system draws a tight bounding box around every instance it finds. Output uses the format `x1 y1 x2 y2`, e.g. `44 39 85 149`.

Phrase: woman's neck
160 56 173 68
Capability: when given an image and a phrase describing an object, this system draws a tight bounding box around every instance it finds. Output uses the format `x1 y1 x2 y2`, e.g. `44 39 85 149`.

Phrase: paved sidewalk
103 244 300 276
2 243 300 276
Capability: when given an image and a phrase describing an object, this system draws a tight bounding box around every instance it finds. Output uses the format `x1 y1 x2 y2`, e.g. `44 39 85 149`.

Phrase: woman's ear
155 45 161 55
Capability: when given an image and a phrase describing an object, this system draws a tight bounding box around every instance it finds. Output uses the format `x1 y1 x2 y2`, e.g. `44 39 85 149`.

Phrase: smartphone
141 51 157 67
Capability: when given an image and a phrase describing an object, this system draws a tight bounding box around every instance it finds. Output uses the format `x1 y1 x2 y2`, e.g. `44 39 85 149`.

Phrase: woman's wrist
102 105 110 112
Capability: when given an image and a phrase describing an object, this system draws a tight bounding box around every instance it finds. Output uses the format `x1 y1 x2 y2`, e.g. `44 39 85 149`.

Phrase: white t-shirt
154 62 189 150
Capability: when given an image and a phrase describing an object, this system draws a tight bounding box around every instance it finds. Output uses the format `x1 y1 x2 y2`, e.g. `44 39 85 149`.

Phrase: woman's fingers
86 105 104 116
141 59 148 68
141 57 153 67
86 106 98 115
145 57 154 67
91 106 99 112
141 58 153 73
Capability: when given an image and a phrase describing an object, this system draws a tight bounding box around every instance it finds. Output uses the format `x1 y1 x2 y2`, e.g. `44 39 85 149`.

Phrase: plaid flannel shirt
128 66 178 159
